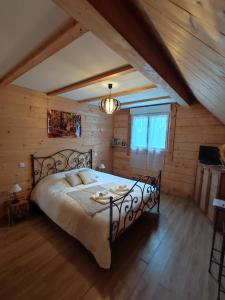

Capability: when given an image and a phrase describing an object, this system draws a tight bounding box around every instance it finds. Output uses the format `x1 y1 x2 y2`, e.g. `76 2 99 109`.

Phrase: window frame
130 112 170 151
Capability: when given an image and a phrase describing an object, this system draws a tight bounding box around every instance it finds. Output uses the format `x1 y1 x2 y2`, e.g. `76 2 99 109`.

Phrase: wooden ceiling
55 0 195 106
54 0 225 122
132 0 225 123
0 0 68 79
0 0 179 109
0 19 87 86
1 0 225 118
47 64 135 96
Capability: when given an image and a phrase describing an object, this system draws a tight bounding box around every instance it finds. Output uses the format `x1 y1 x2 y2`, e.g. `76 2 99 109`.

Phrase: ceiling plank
170 0 225 36
54 0 196 106
142 0 225 58
0 19 87 86
135 0 225 123
47 64 135 96
78 84 157 103
121 95 171 106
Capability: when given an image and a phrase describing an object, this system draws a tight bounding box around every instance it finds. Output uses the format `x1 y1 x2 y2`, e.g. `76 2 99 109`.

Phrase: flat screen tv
198 145 221 165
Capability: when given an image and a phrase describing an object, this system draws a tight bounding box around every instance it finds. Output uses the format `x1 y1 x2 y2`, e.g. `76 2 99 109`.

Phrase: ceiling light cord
108 83 112 99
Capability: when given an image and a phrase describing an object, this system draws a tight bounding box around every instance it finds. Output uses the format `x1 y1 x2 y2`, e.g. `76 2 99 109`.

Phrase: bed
30 149 161 269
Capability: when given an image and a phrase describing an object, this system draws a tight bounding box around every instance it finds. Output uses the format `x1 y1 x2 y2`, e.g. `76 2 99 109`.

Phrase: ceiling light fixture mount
99 83 120 114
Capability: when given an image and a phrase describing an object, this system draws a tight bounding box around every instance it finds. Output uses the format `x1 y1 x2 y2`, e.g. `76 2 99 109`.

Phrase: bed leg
157 193 160 213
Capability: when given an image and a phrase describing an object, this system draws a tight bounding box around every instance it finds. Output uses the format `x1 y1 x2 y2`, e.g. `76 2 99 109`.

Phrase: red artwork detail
47 110 81 138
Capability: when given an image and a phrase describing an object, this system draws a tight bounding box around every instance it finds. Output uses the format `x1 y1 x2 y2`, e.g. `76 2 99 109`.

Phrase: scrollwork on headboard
31 149 92 187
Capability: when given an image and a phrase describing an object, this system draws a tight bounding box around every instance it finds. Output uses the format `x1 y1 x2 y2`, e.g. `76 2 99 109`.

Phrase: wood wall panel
0 85 113 210
112 103 225 199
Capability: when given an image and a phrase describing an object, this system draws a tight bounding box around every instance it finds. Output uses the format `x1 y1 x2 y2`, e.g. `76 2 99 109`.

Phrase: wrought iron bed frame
31 149 161 264
31 149 92 187
109 172 161 246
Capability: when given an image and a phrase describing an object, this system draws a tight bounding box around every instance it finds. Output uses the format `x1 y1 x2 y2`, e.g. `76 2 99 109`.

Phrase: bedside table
5 198 29 226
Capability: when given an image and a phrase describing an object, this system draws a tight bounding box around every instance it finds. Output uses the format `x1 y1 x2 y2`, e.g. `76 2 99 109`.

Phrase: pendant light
99 83 120 114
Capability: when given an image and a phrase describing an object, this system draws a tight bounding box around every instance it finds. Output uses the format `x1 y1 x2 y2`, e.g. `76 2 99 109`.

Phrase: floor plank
0 194 220 300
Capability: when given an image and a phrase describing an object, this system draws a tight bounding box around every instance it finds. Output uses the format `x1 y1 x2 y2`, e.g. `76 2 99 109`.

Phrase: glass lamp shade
100 97 120 114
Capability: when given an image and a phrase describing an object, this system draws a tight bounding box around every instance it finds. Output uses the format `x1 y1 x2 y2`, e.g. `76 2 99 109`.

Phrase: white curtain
130 114 169 173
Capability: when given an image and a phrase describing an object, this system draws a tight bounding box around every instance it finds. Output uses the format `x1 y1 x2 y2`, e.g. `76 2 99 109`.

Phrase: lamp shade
10 184 22 194
99 97 120 114
99 163 106 170
99 83 120 114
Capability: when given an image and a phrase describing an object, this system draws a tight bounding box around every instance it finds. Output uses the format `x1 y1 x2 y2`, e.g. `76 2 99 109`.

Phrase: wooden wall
112 103 225 199
1 83 225 210
0 85 113 205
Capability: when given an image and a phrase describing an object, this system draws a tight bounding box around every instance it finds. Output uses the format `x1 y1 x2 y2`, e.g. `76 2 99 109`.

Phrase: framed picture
47 109 81 138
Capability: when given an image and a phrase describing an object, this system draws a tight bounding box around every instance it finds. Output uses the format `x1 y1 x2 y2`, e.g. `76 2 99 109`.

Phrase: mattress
31 169 155 269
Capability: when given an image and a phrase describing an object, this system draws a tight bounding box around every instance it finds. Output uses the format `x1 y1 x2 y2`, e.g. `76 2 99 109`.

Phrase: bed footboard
109 171 161 247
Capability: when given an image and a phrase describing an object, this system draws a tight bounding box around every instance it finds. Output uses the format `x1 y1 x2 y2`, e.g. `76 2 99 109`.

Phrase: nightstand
5 198 29 226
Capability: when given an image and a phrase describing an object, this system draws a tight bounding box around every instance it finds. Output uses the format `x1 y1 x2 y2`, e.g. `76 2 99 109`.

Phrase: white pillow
65 173 83 187
78 170 97 185
79 168 98 177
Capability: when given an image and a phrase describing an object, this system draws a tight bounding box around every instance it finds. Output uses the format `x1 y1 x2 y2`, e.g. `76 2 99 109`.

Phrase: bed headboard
31 149 92 187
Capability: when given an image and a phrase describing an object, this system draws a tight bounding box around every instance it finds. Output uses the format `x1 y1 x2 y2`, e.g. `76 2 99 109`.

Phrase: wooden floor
0 195 222 300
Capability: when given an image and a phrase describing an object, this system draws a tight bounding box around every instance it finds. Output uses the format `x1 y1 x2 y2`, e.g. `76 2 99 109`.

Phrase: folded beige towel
91 197 110 204
91 191 109 199
110 188 132 196
90 191 115 204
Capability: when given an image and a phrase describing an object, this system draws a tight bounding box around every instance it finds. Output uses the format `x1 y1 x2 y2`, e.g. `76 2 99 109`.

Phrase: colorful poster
47 110 81 138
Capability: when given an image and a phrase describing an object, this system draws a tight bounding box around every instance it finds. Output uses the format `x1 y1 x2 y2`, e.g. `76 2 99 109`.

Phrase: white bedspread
31 169 153 269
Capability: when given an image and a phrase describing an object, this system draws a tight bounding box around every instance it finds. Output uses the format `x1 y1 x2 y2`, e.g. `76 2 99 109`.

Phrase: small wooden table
6 198 29 226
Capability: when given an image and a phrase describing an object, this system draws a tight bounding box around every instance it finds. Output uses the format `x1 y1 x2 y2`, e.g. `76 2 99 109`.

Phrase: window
131 113 169 151
131 116 148 150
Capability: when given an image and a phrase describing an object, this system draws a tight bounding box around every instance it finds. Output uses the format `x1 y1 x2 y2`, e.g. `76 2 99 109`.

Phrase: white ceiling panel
0 0 68 78
14 32 127 92
1 1 172 110
60 71 151 100
117 89 170 103
89 97 175 108
121 99 176 109
86 88 172 106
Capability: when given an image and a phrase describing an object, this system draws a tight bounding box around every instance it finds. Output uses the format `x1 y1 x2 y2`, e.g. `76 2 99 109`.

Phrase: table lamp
99 163 106 172
10 184 22 204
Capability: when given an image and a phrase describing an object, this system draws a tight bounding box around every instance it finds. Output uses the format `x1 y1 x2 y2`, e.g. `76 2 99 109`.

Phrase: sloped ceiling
134 0 225 123
0 0 175 108
14 32 127 92
3 0 225 114
0 0 68 78
60 71 152 100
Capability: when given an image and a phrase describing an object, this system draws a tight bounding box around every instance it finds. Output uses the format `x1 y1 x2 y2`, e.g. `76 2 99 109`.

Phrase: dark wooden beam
47 64 135 96
87 0 196 105
54 0 193 106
